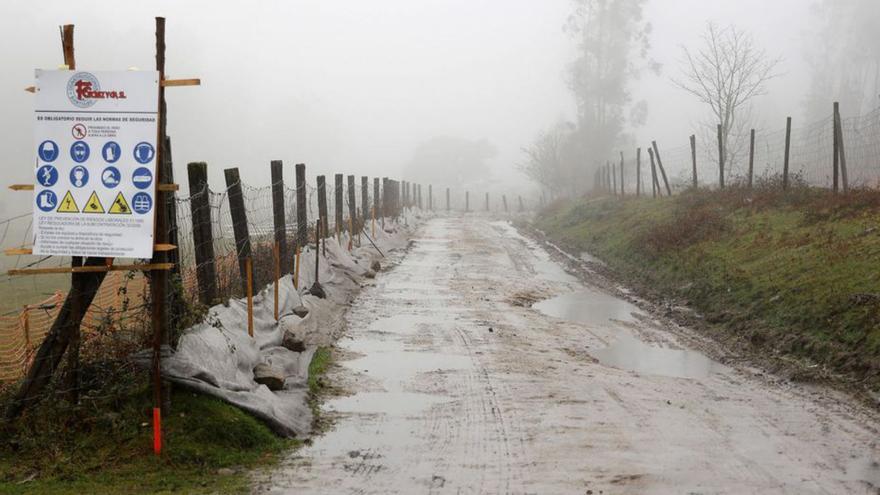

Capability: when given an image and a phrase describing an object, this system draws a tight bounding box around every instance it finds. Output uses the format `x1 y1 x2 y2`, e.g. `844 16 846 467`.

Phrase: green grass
0 348 334 494
534 186 880 391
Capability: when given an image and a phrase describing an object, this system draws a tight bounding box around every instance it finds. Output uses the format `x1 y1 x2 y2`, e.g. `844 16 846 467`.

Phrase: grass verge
0 347 334 494
533 185 880 396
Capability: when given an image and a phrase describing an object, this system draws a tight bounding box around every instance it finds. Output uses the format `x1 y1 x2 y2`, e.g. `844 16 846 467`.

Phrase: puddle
535 290 720 379
590 334 718 379
533 289 642 326
325 392 448 415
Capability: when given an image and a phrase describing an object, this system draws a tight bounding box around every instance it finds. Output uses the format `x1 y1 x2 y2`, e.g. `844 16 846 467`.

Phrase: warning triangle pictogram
83 191 105 214
108 192 132 214
56 191 79 213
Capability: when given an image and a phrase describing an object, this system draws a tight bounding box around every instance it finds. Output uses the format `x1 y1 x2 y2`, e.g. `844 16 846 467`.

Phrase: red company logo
66 72 127 108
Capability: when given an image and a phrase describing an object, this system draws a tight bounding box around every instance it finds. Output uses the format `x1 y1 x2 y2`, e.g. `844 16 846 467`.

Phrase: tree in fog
529 0 654 196
674 23 780 179
520 121 576 197
804 0 880 121
403 136 497 189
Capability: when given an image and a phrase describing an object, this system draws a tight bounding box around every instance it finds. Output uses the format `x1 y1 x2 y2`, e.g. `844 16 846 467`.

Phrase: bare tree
674 23 780 181
520 122 573 197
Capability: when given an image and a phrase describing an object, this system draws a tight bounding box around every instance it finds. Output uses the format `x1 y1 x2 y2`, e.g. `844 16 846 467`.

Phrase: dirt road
255 216 880 494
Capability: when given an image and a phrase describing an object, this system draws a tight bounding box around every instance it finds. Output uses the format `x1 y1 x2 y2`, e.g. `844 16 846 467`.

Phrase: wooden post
748 129 755 189
783 117 791 190
502 195 508 212
373 178 380 226
361 176 369 232
382 178 389 221
187 162 217 305
347 175 357 240
428 185 432 210
651 141 672 196
294 245 300 290
619 152 625 196
295 164 307 254
648 148 659 198
717 124 725 190
270 160 290 275
224 167 252 296
151 16 170 452
518 195 524 212
690 135 698 189
466 191 469 212
835 103 849 192
273 241 279 321
446 188 450 211
246 258 253 337
335 174 344 237
636 147 641 197
316 175 328 239
314 220 321 283
485 192 489 211
833 103 840 193
611 161 617 196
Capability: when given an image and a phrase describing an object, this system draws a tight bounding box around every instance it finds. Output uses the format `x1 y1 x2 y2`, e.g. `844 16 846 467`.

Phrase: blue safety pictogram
36 165 58 187
36 190 57 212
132 167 153 190
102 166 121 188
102 141 121 163
70 165 89 188
70 141 90 163
132 192 152 214
38 140 59 162
133 142 155 164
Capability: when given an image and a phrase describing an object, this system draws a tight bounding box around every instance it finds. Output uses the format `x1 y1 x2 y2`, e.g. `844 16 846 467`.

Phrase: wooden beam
161 78 200 87
5 244 176 256
8 262 174 276
9 184 34 191
157 183 179 192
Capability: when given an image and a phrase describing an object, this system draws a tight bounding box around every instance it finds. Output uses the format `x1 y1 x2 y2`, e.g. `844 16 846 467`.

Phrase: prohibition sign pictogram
71 123 87 139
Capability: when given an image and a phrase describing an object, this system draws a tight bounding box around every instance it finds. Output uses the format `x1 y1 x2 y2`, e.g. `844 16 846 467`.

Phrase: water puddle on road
533 288 642 325
534 289 720 379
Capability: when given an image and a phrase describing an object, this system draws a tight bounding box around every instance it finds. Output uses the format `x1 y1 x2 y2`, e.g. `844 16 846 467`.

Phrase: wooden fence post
295 163 307 255
317 175 328 239
246 258 253 337
347 175 357 238
334 174 344 237
446 188 450 211
273 241 279 321
748 129 755 189
648 148 659 198
783 117 791 190
835 103 849 192
518 195 524 212
717 124 725 190
466 191 470 212
690 135 698 189
833 103 840 193
270 160 290 275
611 161 617 196
428 185 432 210
361 176 369 231
636 147 641 197
485 192 489 211
503 195 508 212
224 167 252 296
651 141 671 196
373 178 380 224
619 152 625 196
187 162 217 305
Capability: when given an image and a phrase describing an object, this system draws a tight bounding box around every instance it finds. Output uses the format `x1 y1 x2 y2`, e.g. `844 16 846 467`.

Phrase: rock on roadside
253 363 285 391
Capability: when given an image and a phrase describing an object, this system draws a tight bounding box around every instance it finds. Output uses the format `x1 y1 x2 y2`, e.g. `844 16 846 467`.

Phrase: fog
0 0 872 216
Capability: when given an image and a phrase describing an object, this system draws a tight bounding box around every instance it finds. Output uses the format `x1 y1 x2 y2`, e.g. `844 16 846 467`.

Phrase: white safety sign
32 70 159 258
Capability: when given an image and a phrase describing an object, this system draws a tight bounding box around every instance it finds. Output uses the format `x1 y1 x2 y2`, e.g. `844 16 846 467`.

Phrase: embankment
533 187 880 398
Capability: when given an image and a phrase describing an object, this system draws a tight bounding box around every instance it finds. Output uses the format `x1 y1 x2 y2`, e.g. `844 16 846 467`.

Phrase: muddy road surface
255 216 880 494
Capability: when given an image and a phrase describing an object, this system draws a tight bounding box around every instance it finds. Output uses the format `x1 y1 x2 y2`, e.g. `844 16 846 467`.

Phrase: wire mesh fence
604 106 880 194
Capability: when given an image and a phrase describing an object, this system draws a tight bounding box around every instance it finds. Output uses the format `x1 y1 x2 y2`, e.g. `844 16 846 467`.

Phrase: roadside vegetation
534 181 880 396
0 347 333 494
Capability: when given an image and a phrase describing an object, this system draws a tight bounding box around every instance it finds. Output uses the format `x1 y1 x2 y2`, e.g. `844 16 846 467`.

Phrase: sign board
32 70 159 258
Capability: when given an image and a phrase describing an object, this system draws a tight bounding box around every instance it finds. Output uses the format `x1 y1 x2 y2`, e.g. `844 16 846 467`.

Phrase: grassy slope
0 347 333 494
534 187 880 392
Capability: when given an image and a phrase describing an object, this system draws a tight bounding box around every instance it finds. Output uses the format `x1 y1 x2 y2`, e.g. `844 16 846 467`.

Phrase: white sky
0 0 818 216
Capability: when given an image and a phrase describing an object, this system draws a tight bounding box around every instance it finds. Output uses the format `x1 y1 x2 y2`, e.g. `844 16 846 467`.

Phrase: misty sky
1 0 817 216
